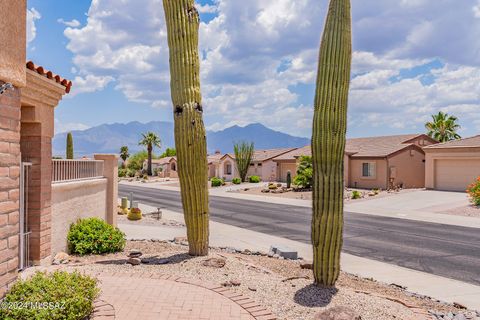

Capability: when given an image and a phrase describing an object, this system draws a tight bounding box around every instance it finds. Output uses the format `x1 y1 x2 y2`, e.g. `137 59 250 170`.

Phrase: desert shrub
293 156 313 189
126 169 136 177
467 177 480 206
211 177 224 187
67 218 126 255
0 271 99 320
232 177 242 185
127 151 157 171
118 168 127 177
249 175 261 183
351 190 362 200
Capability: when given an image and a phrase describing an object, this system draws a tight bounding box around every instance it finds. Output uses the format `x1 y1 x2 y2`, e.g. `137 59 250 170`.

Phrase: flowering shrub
466 177 480 206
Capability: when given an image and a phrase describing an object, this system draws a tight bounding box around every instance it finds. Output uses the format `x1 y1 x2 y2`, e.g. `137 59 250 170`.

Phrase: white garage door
435 159 480 191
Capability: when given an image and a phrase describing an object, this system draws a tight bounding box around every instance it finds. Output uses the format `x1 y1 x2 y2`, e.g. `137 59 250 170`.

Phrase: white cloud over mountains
62 0 480 137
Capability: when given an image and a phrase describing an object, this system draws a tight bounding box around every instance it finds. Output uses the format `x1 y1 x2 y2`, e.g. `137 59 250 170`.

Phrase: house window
226 163 232 175
171 163 176 171
362 162 376 178
257 163 262 167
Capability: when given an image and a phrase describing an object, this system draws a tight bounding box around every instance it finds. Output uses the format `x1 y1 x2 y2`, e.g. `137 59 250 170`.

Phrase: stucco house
273 134 437 189
144 156 178 178
208 151 223 179
424 135 480 191
218 148 296 181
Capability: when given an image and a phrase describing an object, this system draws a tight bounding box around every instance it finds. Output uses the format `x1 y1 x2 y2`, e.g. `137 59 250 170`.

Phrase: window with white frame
362 162 376 178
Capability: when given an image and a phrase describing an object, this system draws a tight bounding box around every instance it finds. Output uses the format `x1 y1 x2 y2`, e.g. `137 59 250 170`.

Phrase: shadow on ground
294 284 338 307
95 253 193 266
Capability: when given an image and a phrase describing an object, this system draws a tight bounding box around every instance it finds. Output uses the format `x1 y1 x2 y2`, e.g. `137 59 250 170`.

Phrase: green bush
293 156 313 189
351 190 362 200
211 177 224 187
126 169 136 177
67 218 126 255
127 151 157 171
249 175 261 183
467 177 480 206
118 168 127 177
0 271 99 320
232 177 242 185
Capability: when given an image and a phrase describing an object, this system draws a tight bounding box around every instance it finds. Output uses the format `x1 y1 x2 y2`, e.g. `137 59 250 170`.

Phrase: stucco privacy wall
51 179 107 255
0 1 27 87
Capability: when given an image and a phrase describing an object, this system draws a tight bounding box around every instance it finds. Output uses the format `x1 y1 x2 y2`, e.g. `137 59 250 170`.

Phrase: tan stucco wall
219 157 239 181
425 147 480 190
0 0 27 87
51 179 107 255
348 158 388 189
277 161 297 182
388 148 426 188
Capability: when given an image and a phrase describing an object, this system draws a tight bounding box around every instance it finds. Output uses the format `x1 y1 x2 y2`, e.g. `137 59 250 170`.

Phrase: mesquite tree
311 0 352 286
163 0 210 256
66 132 74 159
233 142 254 182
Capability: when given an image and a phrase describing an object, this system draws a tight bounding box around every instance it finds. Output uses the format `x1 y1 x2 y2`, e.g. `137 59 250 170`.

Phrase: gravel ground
117 212 185 227
50 240 477 320
438 204 480 218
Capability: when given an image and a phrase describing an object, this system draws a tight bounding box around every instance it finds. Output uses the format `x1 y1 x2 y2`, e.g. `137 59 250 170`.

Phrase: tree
293 156 313 189
66 132 74 159
120 146 130 168
127 151 150 171
233 142 254 182
425 111 461 142
138 132 161 176
311 0 352 287
163 0 210 256
160 147 176 158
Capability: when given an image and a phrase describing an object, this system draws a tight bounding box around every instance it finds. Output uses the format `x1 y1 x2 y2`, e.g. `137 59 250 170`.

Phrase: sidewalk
119 202 480 311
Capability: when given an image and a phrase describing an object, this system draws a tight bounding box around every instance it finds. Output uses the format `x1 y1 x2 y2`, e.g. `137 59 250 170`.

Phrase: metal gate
19 162 32 270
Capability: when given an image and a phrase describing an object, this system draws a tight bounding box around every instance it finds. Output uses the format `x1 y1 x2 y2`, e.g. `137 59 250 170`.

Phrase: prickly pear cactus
311 0 352 286
163 0 209 256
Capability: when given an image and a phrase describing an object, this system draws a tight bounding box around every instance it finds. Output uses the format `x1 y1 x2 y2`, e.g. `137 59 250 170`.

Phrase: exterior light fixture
0 83 14 95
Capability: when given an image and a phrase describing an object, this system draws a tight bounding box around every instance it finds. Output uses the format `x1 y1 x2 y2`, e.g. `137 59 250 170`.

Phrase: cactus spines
163 0 209 256
66 132 74 159
311 0 352 286
286 171 292 189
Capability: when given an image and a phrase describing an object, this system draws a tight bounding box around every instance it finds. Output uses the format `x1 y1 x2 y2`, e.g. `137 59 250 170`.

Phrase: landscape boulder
314 306 361 320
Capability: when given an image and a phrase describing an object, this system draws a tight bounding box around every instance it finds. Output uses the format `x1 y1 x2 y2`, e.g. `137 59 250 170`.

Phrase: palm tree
425 111 461 142
119 146 130 168
138 132 161 176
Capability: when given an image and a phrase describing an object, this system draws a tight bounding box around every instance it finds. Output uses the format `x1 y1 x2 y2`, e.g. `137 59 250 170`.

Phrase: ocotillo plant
311 0 352 286
66 132 74 159
233 141 254 182
163 0 209 256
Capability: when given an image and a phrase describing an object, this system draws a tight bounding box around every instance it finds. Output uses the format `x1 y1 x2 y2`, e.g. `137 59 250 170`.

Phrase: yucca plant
311 0 352 287
66 132 74 159
233 141 254 182
163 0 209 256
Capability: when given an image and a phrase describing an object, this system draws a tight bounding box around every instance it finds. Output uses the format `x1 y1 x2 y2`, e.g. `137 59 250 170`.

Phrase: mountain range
52 122 310 157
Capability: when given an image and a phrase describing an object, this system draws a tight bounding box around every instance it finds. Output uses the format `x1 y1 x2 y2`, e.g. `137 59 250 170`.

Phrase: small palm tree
425 111 461 142
139 132 161 176
119 146 130 168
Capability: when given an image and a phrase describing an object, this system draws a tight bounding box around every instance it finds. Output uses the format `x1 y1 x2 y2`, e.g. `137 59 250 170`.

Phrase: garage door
435 159 480 191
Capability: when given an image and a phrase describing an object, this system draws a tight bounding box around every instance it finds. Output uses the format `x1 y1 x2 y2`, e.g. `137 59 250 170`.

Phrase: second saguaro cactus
163 0 209 256
66 132 74 159
311 0 352 286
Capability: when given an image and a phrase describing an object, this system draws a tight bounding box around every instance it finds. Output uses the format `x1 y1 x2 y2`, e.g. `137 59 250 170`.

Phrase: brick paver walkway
89 272 276 320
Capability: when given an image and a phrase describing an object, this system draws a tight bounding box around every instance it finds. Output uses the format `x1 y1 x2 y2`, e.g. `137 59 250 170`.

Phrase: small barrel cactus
286 171 292 189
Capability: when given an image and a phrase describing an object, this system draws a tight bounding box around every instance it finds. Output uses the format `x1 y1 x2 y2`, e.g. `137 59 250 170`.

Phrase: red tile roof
221 148 297 162
273 134 431 160
26 61 72 94
424 135 480 149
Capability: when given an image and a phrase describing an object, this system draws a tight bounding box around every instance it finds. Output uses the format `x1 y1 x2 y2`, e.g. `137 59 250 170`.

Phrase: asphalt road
119 184 480 286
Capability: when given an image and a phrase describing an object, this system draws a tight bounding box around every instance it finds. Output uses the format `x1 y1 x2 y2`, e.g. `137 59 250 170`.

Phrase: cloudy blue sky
26 0 480 138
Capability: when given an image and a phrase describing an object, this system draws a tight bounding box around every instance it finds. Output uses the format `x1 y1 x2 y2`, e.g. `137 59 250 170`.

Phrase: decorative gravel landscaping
38 240 479 320
438 204 480 218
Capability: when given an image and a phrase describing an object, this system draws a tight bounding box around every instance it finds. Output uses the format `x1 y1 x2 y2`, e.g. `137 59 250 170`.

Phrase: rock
202 258 226 268
453 314 468 320
267 251 274 257
258 251 268 256
230 279 241 286
225 247 236 253
173 236 188 244
454 302 467 310
52 252 70 265
270 245 298 260
248 286 257 291
273 254 280 259
127 257 141 265
314 306 361 320
242 249 251 255
300 261 313 270
128 249 142 258
261 189 270 193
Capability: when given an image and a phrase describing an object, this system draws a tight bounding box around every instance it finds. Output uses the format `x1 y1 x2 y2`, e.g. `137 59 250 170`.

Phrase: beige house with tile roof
424 135 480 191
273 134 438 189
218 148 296 181
144 156 178 178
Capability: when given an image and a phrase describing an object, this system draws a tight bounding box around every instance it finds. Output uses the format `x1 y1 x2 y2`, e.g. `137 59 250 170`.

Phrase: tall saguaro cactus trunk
163 0 209 256
311 0 352 286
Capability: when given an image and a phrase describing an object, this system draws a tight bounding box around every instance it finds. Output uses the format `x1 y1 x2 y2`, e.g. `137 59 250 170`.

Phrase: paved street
119 184 480 286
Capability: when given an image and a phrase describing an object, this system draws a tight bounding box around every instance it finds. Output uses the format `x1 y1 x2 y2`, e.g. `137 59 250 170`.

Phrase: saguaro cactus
163 0 209 256
66 132 74 159
286 171 292 189
311 0 352 286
